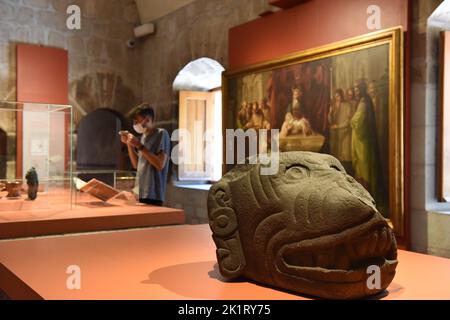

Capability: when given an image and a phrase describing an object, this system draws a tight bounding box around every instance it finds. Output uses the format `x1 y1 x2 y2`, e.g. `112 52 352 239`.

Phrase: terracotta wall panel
17 44 68 104
229 0 409 70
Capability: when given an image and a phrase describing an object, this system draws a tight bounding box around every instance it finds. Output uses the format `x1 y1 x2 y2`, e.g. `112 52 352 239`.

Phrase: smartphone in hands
119 130 130 144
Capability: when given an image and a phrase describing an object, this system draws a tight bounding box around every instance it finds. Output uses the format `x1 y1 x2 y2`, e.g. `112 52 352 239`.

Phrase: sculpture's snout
324 187 377 226
294 184 377 232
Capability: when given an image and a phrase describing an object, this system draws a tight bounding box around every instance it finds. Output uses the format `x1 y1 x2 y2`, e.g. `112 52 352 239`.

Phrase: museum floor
0 224 449 300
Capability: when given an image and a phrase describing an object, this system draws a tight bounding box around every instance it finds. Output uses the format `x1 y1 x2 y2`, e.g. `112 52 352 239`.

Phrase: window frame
439 31 450 202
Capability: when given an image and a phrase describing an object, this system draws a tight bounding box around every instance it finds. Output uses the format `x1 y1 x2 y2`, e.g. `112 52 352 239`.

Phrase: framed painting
223 27 404 238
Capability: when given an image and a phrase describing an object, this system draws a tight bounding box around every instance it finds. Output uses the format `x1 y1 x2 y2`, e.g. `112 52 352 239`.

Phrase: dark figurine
208 152 398 300
25 167 39 201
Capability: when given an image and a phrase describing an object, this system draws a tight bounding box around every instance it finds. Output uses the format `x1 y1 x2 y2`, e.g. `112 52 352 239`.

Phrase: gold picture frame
222 27 405 238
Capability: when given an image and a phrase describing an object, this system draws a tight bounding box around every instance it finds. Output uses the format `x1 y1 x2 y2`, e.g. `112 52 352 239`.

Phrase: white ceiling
134 0 197 23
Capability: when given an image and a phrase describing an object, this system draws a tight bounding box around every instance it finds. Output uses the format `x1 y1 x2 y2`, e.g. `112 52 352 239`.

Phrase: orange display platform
0 224 449 300
0 191 185 239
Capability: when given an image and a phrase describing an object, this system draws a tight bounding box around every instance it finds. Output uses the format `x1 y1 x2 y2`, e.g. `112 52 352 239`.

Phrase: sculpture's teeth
353 238 368 257
299 252 315 267
376 228 388 255
325 248 335 268
283 226 395 270
345 241 356 260
315 248 334 269
367 230 378 255
384 229 393 253
334 250 350 270
306 252 316 267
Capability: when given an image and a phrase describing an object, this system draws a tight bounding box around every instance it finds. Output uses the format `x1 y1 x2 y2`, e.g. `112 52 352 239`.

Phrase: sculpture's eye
330 164 342 172
285 164 310 180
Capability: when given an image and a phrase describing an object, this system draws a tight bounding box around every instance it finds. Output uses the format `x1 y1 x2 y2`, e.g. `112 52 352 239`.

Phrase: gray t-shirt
135 128 171 202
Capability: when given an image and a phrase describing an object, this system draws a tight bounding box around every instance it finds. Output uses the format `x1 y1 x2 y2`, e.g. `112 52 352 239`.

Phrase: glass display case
0 101 73 212
72 170 138 208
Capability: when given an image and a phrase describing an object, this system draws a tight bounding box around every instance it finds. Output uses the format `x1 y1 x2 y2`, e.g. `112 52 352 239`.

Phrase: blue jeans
139 198 163 206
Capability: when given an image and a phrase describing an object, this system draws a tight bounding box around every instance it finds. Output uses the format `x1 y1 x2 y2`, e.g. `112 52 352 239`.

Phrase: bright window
178 90 222 182
439 31 450 202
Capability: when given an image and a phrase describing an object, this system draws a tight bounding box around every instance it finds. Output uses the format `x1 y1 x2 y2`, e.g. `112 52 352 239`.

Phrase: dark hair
130 103 155 121
357 80 368 96
335 89 345 101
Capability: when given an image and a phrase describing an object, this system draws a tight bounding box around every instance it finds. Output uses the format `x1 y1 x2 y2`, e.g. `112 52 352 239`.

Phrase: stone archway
76 108 130 186
69 72 139 128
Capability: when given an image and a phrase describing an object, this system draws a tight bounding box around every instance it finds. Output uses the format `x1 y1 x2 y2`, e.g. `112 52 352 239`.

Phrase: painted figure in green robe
351 81 387 216
329 89 353 174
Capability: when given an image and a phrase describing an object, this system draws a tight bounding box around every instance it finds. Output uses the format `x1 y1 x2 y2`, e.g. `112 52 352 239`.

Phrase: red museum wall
228 0 411 248
229 0 409 70
17 44 68 105
16 44 69 178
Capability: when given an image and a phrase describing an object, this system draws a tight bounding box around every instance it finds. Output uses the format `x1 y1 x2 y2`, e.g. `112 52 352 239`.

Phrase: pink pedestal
0 224 449 300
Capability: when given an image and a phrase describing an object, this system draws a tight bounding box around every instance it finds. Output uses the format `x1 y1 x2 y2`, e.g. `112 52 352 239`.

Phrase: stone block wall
141 0 273 131
165 184 210 224
410 0 450 258
0 0 144 127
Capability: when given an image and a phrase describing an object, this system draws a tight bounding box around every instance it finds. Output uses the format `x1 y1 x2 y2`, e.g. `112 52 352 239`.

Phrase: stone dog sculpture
208 152 397 299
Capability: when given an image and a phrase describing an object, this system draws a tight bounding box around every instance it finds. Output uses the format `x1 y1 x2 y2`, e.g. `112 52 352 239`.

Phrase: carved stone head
208 152 397 299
